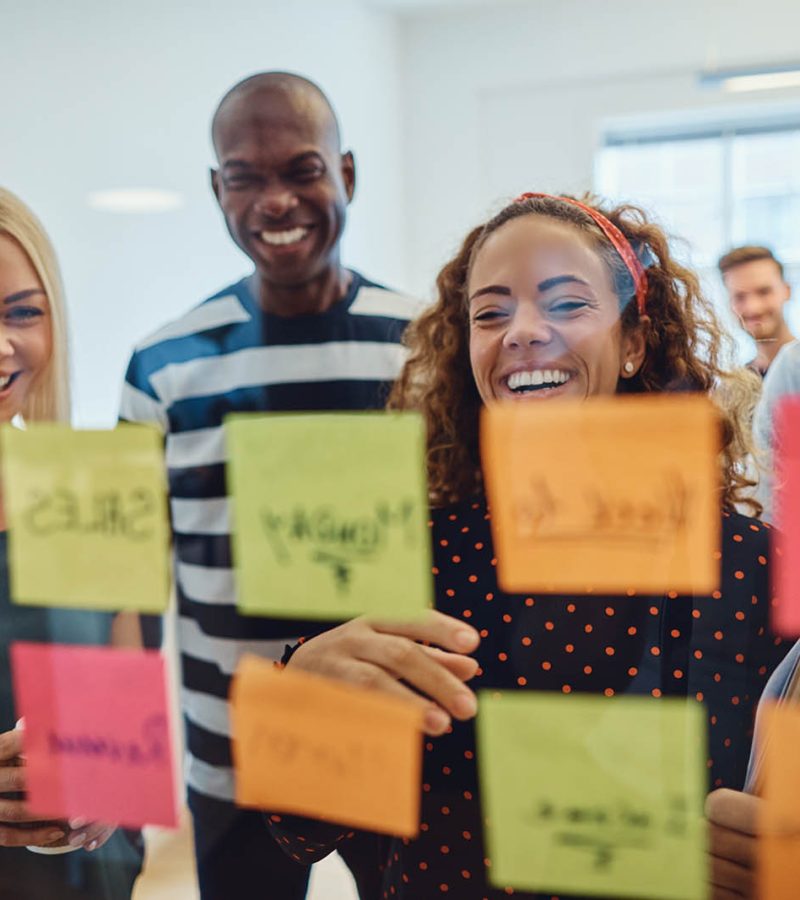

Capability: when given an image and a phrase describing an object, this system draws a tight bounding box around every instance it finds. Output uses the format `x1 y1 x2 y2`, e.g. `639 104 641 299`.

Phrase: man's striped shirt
120 271 421 801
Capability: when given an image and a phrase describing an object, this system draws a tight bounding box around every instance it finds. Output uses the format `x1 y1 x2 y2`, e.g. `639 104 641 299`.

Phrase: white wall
399 0 800 303
2 0 404 426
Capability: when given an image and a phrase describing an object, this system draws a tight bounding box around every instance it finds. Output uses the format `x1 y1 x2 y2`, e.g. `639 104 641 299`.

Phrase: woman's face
467 215 642 405
0 234 52 422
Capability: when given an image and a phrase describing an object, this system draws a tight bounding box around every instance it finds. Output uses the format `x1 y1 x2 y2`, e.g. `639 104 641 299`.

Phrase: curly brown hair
389 194 760 514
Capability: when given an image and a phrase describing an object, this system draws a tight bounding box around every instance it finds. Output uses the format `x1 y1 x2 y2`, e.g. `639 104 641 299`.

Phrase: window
595 117 800 359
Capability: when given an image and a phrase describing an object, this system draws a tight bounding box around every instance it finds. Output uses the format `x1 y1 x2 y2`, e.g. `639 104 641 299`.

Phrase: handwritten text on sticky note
10 642 178 829
225 413 432 619
773 396 800 636
481 395 719 594
476 691 707 899
231 656 423 837
1 424 170 612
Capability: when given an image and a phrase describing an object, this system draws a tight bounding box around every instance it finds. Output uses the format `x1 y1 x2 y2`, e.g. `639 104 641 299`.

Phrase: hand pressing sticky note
773 395 800 636
476 691 707 900
10 642 178 829
231 656 423 837
757 702 800 900
225 412 432 619
1 424 170 613
482 395 719 594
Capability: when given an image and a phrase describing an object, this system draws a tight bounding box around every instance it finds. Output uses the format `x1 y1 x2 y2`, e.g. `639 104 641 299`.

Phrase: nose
0 327 14 358
254 182 299 220
502 303 552 349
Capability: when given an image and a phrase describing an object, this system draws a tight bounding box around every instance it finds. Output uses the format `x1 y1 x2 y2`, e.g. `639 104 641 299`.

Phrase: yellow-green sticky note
476 692 707 900
2 424 170 613
225 412 432 619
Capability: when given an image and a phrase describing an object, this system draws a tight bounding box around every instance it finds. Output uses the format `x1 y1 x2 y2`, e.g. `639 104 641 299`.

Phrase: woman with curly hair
275 193 786 899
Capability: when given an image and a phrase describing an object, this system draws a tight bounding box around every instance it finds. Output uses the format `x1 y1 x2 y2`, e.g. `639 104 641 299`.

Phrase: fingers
705 789 760 836
708 854 754 897
0 824 66 848
340 661 452 735
418 645 479 681
0 765 25 793
709 822 757 870
0 729 22 764
0 797 52 824
710 886 747 900
351 631 477 723
288 612 482 737
67 819 116 852
369 610 480 653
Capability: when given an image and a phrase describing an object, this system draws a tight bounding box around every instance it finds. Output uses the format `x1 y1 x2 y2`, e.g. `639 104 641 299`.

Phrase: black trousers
0 829 142 900
188 789 386 900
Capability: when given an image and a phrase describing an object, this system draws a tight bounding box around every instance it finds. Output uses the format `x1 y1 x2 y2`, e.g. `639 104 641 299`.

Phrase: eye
548 298 590 315
472 309 507 323
223 174 259 190
290 165 324 183
6 306 44 322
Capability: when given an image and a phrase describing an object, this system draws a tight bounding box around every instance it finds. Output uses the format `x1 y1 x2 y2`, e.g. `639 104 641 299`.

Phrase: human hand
288 610 481 736
706 788 759 899
0 727 115 851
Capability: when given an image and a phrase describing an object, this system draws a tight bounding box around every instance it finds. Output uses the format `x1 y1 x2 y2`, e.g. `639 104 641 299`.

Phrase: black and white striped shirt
120 270 421 801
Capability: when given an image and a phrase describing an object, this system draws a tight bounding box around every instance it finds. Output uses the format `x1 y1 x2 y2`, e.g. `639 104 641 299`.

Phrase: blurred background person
718 246 796 377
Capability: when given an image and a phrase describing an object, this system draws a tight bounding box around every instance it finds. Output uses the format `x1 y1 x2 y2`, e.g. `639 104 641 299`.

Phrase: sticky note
757 702 800 899
10 642 178 829
481 395 719 594
1 424 170 613
225 413 432 619
773 395 800 636
476 691 707 899
231 655 423 836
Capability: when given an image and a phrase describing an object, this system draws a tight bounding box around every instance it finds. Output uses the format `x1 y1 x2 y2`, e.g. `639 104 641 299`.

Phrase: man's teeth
260 227 309 246
507 369 570 391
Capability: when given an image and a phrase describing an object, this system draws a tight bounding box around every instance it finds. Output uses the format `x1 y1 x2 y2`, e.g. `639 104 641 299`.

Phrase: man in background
120 72 420 900
718 245 795 376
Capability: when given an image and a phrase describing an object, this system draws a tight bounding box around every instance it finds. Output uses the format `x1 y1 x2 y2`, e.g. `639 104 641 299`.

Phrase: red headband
514 192 648 315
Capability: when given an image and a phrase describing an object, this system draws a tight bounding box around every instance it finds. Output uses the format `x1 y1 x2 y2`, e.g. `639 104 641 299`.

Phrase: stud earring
623 361 635 375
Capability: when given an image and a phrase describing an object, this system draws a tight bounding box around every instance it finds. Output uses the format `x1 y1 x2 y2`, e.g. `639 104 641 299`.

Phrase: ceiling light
699 63 800 94
87 188 183 214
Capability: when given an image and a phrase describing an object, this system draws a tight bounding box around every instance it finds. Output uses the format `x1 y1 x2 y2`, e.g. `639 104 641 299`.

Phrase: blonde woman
0 188 144 899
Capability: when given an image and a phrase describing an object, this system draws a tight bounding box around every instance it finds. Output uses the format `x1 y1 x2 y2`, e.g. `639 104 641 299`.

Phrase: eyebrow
3 288 45 306
468 274 591 303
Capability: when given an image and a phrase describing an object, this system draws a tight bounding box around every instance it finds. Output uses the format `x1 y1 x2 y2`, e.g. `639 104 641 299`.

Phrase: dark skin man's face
211 90 355 295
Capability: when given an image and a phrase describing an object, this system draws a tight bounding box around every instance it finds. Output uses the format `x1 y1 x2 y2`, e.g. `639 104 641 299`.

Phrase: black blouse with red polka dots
270 501 787 899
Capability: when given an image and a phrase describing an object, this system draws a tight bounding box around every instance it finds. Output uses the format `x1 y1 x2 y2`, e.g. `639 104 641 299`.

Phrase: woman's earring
623 361 635 375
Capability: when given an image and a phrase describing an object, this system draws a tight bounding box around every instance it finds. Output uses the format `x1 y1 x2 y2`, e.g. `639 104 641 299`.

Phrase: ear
620 317 649 378
210 168 221 205
341 151 356 203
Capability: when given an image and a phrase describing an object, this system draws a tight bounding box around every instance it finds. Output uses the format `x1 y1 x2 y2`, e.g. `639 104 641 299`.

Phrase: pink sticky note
10 642 177 829
773 395 800 636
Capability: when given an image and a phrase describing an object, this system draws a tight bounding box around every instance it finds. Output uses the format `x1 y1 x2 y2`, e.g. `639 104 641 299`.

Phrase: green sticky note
477 692 707 900
225 412 432 620
2 424 170 613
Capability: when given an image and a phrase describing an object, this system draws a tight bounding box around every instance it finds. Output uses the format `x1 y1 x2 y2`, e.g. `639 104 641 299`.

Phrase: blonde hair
712 367 763 517
0 188 70 423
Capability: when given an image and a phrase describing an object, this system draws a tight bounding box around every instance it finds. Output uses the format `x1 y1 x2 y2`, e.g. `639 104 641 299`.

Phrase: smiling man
119 73 420 900
718 245 795 376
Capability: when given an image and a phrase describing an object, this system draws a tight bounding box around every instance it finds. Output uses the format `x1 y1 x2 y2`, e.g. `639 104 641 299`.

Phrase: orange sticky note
773 395 800 635
481 395 719 594
757 703 800 899
10 642 178 829
230 656 423 837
